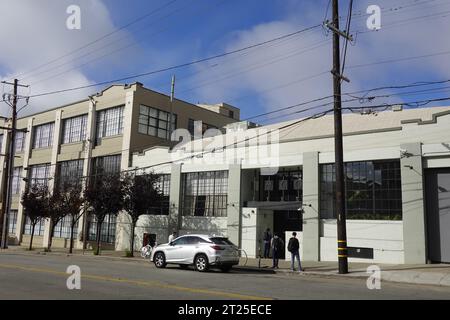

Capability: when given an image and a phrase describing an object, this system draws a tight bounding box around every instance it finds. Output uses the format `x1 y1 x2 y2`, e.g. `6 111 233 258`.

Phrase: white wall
241 208 274 258
134 214 169 248
320 220 404 264
180 216 228 237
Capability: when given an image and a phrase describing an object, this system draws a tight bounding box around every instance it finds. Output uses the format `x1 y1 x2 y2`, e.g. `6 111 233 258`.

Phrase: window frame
138 105 177 140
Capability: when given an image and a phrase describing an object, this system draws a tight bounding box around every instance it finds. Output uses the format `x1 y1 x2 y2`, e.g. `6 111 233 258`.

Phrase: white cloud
0 0 132 116
187 0 450 122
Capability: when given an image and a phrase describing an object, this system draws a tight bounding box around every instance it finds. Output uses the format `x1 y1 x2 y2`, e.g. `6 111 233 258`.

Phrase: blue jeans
263 241 271 258
291 250 302 271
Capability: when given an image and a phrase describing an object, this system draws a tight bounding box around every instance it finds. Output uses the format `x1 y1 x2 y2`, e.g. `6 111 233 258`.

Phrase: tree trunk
95 220 102 255
129 220 136 257
29 223 35 251
48 221 55 251
69 216 75 254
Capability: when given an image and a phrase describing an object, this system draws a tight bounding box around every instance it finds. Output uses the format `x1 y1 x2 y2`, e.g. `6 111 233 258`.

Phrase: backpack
273 237 283 252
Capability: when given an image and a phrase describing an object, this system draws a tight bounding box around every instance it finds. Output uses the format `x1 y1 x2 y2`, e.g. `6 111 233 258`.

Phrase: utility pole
327 0 352 274
169 75 176 142
0 79 29 249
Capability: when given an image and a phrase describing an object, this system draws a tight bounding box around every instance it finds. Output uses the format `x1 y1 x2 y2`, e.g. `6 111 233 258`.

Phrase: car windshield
209 237 235 246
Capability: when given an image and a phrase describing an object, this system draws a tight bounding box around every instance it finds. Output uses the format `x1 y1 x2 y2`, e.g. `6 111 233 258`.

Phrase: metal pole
1 79 18 249
169 75 175 142
331 0 348 274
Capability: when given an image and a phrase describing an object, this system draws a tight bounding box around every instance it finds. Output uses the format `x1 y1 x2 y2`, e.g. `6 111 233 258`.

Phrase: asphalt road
0 253 449 300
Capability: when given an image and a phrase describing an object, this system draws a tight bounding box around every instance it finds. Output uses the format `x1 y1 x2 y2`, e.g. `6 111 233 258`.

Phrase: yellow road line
0 263 272 300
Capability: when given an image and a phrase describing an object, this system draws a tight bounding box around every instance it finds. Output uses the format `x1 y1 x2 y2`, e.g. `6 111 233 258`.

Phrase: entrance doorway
273 210 302 259
425 169 450 263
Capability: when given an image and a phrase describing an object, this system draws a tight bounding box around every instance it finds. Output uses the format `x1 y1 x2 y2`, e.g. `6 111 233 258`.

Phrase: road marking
0 263 272 300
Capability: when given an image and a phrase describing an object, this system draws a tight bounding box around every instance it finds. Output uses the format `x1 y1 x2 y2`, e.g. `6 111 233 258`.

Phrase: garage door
425 169 450 263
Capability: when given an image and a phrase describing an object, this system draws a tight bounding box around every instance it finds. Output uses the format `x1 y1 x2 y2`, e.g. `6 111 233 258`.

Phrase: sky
1 0 450 122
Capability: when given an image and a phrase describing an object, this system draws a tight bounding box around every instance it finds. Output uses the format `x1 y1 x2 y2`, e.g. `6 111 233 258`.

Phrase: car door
178 236 200 263
165 237 188 262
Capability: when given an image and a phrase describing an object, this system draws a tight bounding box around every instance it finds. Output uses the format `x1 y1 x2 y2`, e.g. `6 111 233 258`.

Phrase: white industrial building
118 105 450 265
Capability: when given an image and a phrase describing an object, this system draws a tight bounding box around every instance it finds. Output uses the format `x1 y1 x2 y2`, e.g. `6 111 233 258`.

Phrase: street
0 253 449 300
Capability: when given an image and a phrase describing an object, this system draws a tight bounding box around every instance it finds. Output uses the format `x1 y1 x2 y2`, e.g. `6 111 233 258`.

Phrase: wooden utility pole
328 0 352 274
0 79 28 249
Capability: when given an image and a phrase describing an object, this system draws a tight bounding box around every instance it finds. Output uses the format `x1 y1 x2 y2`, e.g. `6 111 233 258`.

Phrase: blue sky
1 0 450 121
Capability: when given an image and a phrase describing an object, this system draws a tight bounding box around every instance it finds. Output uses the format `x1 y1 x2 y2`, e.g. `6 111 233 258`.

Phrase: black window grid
138 105 176 140
319 160 402 220
181 171 228 217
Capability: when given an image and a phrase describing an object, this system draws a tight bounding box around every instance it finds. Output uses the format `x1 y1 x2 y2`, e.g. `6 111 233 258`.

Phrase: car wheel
179 264 189 269
194 254 209 272
154 252 166 268
220 265 232 273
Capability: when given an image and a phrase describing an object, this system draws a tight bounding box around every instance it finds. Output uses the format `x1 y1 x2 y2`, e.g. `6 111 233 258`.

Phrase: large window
33 122 55 149
320 160 402 220
88 214 116 244
8 210 18 234
258 169 302 202
151 174 170 215
62 114 88 144
14 131 25 153
92 155 121 176
29 163 51 186
23 216 45 236
53 216 78 239
12 167 23 195
181 171 228 217
138 105 176 140
57 159 84 190
96 106 124 143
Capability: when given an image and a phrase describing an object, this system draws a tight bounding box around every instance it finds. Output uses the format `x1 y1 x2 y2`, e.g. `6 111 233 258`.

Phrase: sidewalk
2 246 450 288
236 257 450 287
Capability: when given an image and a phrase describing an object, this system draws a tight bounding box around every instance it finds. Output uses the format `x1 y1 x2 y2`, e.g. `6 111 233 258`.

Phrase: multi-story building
131 105 450 265
0 82 239 250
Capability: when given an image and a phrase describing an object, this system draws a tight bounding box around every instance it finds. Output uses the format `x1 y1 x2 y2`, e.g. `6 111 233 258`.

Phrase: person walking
288 232 303 272
263 228 272 258
271 233 284 269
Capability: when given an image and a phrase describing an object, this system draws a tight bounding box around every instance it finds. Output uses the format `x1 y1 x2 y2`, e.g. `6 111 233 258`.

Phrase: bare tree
21 184 49 251
122 172 164 256
84 173 123 255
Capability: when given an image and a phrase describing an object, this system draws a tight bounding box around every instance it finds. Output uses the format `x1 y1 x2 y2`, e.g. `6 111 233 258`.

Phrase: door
425 169 450 263
273 210 302 259
165 236 188 262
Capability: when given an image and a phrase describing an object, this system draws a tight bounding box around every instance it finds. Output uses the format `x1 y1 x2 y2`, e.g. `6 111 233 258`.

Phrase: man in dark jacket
263 228 272 258
287 232 303 271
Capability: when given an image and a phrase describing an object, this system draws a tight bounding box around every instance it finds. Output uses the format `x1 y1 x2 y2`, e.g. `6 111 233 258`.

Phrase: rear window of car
209 237 235 246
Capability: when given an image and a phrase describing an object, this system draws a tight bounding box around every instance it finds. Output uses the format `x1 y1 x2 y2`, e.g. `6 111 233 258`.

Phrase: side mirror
169 242 175 246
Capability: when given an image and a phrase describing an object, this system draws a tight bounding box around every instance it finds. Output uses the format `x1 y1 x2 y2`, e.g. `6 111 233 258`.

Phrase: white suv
151 234 240 272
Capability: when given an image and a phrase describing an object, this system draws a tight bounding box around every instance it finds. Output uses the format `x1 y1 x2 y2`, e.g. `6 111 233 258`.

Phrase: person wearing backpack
271 233 284 269
288 232 303 272
262 228 272 258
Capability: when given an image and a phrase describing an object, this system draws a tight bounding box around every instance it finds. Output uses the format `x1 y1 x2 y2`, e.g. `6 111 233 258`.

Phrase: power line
13 0 180 81
24 25 322 99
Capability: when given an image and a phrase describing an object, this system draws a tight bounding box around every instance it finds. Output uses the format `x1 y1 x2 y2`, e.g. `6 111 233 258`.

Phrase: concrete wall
319 220 404 264
241 208 273 258
401 143 427 264
180 216 228 237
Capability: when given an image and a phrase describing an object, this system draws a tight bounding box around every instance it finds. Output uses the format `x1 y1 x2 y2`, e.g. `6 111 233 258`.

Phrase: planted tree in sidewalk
84 173 123 255
21 184 49 251
45 190 66 251
122 172 164 257
60 183 85 254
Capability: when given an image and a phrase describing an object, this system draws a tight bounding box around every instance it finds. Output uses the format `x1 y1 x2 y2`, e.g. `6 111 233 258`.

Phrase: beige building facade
0 82 239 250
